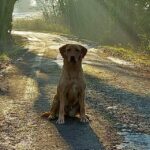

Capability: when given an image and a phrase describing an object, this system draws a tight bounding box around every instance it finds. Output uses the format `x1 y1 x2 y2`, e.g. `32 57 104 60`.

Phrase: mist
16 0 148 49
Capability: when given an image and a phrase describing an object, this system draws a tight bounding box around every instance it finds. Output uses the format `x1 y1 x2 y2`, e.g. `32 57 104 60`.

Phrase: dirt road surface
0 31 150 150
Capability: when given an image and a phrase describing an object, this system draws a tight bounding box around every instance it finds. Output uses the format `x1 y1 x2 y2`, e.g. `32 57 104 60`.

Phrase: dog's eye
67 49 71 52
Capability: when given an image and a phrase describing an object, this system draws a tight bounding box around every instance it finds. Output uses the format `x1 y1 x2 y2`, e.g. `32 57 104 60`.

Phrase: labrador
42 44 88 124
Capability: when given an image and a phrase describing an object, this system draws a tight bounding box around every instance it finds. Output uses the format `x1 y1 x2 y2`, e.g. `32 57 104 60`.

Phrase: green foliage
0 47 25 62
0 53 10 62
0 35 27 62
40 0 150 51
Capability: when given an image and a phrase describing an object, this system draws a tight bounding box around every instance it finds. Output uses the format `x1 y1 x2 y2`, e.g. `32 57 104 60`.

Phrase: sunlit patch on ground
9 76 38 99
83 63 150 96
35 70 49 80
107 56 134 66
43 49 58 59
0 65 39 149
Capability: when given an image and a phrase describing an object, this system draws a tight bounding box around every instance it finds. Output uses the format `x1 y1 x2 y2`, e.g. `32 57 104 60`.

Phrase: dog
42 44 88 124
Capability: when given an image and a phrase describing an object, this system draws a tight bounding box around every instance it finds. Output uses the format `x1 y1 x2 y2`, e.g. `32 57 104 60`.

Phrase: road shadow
15 50 104 150
85 73 150 115
51 117 104 150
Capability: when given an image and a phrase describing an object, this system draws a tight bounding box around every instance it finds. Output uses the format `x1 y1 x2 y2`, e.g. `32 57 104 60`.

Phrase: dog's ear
59 44 68 58
80 45 87 58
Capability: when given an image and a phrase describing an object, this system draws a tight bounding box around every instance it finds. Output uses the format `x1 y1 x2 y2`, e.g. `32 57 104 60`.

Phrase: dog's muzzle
70 56 76 63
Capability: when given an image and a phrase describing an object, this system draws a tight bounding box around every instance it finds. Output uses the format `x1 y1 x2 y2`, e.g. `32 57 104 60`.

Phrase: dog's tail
41 112 51 118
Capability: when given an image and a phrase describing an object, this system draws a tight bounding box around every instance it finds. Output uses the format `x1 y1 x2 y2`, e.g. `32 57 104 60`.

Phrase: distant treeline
38 0 150 50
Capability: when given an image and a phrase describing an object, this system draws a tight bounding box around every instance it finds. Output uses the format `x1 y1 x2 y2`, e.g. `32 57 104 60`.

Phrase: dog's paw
41 112 56 120
80 115 89 123
48 114 56 120
56 117 65 124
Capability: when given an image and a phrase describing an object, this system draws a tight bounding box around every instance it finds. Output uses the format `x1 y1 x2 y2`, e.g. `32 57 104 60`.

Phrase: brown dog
42 44 88 124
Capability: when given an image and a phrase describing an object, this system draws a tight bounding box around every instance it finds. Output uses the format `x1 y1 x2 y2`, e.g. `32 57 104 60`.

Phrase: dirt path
0 31 150 150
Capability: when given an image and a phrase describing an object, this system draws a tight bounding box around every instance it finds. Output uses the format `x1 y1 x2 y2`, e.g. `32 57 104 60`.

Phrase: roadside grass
0 35 28 63
99 46 150 67
0 53 10 62
13 18 70 34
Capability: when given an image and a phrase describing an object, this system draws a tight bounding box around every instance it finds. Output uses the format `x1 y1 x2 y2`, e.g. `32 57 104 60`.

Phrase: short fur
42 44 88 124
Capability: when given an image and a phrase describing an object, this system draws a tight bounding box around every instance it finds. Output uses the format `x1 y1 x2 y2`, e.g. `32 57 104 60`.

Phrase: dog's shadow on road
50 117 104 150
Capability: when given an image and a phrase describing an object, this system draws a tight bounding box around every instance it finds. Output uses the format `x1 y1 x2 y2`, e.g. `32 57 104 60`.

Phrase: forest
0 0 150 51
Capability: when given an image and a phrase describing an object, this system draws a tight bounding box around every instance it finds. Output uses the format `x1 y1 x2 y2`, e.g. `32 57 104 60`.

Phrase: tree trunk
0 0 17 51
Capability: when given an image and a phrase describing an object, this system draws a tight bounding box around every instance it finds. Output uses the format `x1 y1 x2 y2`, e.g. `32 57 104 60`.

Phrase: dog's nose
70 56 76 62
71 56 75 59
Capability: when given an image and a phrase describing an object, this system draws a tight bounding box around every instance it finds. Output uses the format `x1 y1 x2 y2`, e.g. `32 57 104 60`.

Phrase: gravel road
0 31 150 150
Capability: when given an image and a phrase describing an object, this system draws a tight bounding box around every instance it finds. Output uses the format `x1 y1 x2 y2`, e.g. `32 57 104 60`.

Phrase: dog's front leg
79 92 89 123
56 93 65 124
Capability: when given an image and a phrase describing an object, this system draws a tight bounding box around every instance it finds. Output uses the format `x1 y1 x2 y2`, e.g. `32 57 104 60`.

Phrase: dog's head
59 44 87 63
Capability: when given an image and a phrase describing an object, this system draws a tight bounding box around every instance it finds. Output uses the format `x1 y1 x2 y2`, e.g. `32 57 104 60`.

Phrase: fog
13 0 150 49
14 0 37 13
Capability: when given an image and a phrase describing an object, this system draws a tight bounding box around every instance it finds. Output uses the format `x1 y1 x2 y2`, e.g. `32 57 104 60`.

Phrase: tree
35 0 150 49
57 0 150 48
0 0 17 51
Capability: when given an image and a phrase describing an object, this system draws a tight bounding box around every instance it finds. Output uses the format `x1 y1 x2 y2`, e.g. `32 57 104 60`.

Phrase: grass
0 35 28 63
0 53 10 62
0 47 26 63
100 46 150 67
13 18 70 34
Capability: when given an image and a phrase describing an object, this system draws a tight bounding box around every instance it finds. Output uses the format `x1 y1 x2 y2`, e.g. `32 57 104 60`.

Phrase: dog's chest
65 80 80 101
